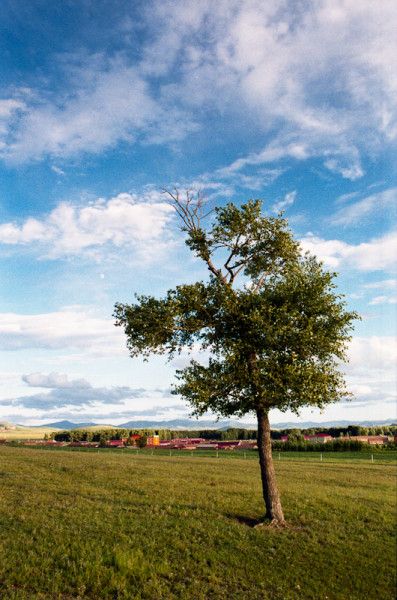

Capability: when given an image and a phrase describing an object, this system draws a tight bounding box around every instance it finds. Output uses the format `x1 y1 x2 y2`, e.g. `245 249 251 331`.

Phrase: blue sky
0 0 396 426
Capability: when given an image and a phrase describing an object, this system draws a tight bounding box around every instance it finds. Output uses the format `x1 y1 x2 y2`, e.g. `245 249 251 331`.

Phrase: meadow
0 447 396 599
0 427 59 440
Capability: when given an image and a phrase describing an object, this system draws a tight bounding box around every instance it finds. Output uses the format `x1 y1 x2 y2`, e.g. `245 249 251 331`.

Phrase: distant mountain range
29 417 397 431
32 419 255 430
36 420 100 430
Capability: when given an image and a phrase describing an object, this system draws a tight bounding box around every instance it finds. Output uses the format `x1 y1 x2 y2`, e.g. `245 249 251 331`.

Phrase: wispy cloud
0 1 395 170
216 143 310 176
272 191 296 213
0 57 195 164
368 295 397 306
330 188 397 226
51 165 66 176
142 0 397 176
364 279 397 290
361 279 397 306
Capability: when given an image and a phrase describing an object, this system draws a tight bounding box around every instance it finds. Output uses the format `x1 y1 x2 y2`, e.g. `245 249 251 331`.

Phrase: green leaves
115 199 358 418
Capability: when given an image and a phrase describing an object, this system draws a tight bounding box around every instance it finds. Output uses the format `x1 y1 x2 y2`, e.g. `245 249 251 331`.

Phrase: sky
0 0 396 427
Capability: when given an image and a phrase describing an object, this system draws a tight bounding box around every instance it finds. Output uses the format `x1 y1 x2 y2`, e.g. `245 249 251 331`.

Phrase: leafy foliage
114 198 357 419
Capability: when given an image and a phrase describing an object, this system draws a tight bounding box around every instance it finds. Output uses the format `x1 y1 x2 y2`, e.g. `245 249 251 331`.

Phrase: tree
287 429 305 442
136 434 147 449
114 192 357 524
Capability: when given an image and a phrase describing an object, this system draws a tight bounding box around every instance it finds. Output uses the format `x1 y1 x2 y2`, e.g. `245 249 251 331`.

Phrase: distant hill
14 417 396 431
30 418 256 431
35 420 97 430
33 417 397 431
118 419 255 430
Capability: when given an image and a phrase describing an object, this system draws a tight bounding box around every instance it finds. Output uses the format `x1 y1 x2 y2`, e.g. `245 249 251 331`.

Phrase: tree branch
163 188 228 285
224 234 241 283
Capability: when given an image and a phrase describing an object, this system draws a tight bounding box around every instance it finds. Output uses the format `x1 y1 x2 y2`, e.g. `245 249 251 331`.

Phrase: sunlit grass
0 427 58 440
0 447 395 599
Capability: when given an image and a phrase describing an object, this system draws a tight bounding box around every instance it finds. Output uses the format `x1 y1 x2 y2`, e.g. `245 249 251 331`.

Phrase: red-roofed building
217 441 240 449
106 439 125 447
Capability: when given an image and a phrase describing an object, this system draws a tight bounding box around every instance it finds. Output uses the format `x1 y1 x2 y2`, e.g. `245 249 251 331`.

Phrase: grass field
0 427 59 440
0 447 396 599
11 443 397 463
0 424 126 440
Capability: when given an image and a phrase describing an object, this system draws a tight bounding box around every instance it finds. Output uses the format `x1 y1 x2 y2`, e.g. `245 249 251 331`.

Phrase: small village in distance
2 424 396 451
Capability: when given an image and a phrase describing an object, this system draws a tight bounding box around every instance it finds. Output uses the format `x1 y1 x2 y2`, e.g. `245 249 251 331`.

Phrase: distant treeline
173 425 397 439
52 429 146 442
51 424 397 443
271 439 397 452
272 425 397 439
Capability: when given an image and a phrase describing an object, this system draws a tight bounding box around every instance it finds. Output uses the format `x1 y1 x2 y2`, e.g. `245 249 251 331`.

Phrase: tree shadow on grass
225 513 263 527
225 512 303 531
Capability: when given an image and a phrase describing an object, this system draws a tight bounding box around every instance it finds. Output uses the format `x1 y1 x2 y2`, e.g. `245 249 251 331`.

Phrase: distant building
341 435 393 446
304 434 333 443
279 434 333 443
147 435 160 446
217 441 240 449
237 440 257 449
106 439 125 447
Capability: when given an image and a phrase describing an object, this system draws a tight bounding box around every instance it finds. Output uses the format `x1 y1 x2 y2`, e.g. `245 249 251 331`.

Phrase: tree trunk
256 408 285 524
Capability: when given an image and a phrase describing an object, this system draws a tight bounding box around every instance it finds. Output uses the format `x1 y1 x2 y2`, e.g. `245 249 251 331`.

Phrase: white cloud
344 336 396 407
214 137 364 181
368 295 397 306
323 158 364 181
364 279 397 290
272 190 296 213
144 0 397 175
0 98 26 146
0 1 395 168
0 58 194 163
51 165 65 176
217 143 310 177
336 191 360 205
3 336 395 419
0 306 126 355
300 231 397 271
22 372 90 389
1 383 151 410
0 99 25 119
0 192 175 261
1 371 174 415
361 279 397 306
348 336 396 372
331 188 397 226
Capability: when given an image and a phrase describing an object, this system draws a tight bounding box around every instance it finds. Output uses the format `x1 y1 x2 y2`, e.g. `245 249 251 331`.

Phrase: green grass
0 424 122 440
11 443 397 464
0 447 396 599
0 427 59 440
